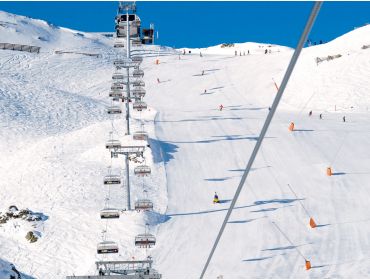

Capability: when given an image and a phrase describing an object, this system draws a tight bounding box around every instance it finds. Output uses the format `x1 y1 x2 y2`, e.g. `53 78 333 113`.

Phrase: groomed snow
1 10 370 278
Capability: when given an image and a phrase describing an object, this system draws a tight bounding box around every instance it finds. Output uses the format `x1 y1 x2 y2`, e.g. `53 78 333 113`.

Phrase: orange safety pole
309 218 317 228
326 167 332 176
272 78 279 91
155 59 159 65
287 184 318 229
289 122 295 131
305 260 312 270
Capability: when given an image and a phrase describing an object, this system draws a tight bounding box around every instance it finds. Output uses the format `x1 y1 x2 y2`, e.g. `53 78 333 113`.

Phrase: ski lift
133 101 147 111
107 106 122 114
103 174 121 185
100 208 120 219
105 139 121 149
135 232 156 248
132 69 144 78
97 241 119 254
133 131 148 141
132 39 142 47
132 88 146 97
109 91 123 98
131 56 143 64
111 84 124 91
115 13 141 38
134 199 153 211
113 59 126 66
112 73 125 80
134 165 151 176
132 80 145 87
114 41 125 48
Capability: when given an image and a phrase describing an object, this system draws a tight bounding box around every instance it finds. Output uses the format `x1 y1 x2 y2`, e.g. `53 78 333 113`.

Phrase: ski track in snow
1 10 370 278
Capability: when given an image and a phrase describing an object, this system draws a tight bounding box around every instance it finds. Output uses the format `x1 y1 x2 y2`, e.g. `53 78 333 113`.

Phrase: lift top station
115 1 154 45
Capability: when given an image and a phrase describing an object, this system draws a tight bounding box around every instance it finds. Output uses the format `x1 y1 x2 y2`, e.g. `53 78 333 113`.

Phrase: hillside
1 10 370 278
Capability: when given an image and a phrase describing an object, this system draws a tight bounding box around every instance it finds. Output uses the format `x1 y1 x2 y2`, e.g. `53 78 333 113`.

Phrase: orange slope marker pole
289 122 295 131
272 221 312 270
326 167 332 176
272 78 280 92
287 184 317 228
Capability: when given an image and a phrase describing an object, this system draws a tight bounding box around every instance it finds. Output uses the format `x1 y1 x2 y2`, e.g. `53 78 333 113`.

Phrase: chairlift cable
199 2 322 278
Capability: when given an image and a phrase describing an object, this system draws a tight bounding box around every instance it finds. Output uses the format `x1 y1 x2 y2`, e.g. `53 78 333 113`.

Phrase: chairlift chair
114 41 125 48
135 234 156 248
107 106 122 114
100 208 120 219
97 241 119 254
111 84 124 91
132 88 146 97
112 73 125 80
134 199 153 211
105 139 121 149
113 59 126 66
133 131 148 141
109 91 123 98
132 39 142 47
103 174 121 185
133 101 147 111
132 80 145 87
134 165 151 176
131 56 143 64
132 69 144 78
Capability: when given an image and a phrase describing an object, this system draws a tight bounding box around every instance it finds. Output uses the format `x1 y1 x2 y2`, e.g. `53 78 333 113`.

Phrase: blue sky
0 1 369 48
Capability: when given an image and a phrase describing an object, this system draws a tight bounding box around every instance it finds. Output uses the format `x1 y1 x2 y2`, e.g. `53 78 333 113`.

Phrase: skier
202 70 204 76
343 116 346 122
319 113 322 119
219 104 224 111
235 50 237 56
248 50 250 55
309 110 312 116
243 51 245 56
268 107 271 111
204 89 207 94
200 52 203 57
213 192 220 204
157 78 160 83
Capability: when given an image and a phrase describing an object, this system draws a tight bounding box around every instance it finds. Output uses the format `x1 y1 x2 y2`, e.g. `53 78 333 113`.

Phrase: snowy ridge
1 10 370 278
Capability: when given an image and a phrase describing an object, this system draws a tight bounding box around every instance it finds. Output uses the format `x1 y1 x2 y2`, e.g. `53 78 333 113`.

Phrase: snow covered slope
1 9 370 278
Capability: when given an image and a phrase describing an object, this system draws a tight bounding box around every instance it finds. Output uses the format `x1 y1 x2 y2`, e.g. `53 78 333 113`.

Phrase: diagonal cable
200 2 323 278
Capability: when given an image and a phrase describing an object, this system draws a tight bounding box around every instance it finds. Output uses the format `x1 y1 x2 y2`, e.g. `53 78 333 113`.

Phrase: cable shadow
167 198 301 217
168 135 263 144
229 107 267 111
250 204 293 213
332 172 346 176
209 86 224 90
204 177 231 182
228 165 272 173
293 129 315 132
243 253 286 262
155 116 244 123
228 219 255 224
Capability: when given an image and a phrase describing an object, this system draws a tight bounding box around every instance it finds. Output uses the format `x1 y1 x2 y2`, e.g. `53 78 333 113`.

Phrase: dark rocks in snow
0 206 47 224
25 231 38 243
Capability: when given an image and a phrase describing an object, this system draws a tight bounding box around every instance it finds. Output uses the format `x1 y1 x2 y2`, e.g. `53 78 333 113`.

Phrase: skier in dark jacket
213 192 220 203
